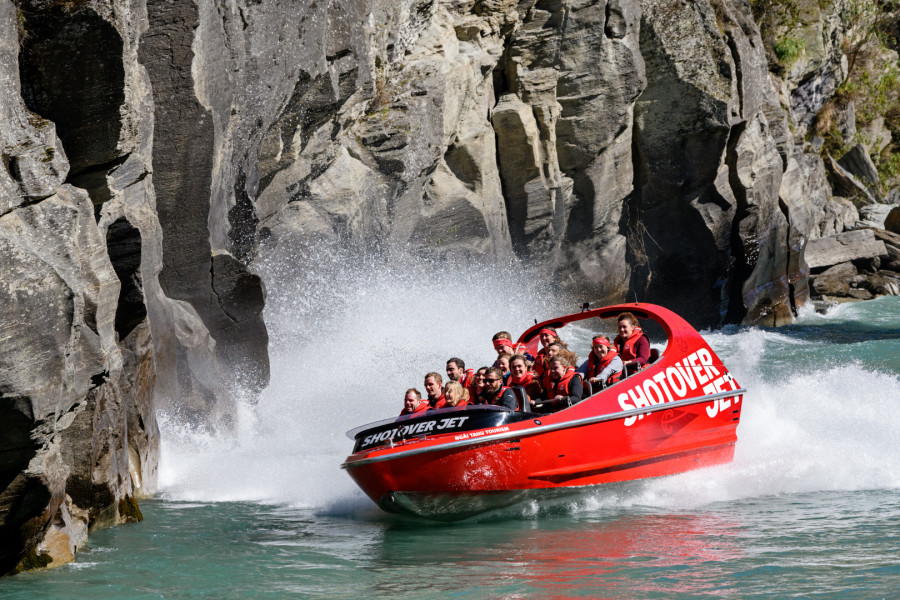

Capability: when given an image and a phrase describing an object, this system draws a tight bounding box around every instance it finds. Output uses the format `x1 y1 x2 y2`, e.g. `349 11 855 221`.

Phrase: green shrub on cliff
774 37 806 64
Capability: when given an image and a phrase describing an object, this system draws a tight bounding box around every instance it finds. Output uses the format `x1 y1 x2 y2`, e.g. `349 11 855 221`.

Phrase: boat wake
157 249 900 517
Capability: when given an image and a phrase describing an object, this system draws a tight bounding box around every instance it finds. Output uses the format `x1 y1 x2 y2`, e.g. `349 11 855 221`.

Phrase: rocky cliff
1 0 898 574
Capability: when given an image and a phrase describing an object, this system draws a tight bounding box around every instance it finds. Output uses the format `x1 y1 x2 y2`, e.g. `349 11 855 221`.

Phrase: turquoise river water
2 255 898 599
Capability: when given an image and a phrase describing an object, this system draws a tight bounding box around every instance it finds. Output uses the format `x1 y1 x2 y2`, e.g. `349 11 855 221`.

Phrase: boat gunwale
340 387 745 469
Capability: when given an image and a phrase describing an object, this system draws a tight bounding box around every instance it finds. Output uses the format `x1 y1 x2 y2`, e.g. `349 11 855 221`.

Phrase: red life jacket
550 367 579 398
479 385 510 406
400 400 430 416
490 385 511 407
616 327 646 363
586 348 623 384
466 383 479 403
458 369 475 388
430 394 446 409
534 348 547 376
509 371 535 387
540 368 553 394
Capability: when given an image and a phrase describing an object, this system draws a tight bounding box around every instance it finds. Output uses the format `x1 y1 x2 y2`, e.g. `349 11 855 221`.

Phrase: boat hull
346 397 738 519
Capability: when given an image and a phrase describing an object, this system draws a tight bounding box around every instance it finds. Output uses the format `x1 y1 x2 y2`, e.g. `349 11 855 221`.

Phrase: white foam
158 248 559 506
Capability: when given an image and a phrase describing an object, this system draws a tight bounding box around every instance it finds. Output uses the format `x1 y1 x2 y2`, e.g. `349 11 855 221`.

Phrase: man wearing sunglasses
478 367 518 410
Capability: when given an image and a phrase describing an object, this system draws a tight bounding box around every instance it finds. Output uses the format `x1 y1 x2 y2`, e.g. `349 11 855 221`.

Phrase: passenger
578 335 624 389
539 342 564 392
534 356 583 413
509 354 542 401
443 381 469 408
399 388 430 416
424 371 446 408
468 367 489 404
478 367 518 411
533 327 562 378
496 355 511 385
493 337 515 357
446 357 474 388
615 312 650 375
492 330 534 364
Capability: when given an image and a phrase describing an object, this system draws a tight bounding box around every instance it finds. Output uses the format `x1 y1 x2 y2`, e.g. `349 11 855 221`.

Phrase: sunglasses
485 378 501 383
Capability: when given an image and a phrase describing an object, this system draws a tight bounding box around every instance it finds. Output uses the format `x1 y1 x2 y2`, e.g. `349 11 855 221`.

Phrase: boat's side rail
341 387 746 469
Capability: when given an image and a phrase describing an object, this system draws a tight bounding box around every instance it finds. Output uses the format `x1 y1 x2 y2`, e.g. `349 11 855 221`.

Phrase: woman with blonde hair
443 381 470 407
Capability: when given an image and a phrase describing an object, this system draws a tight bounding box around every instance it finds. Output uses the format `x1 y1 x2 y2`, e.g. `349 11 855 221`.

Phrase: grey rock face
140 0 270 404
631 0 802 326
0 185 150 573
1 0 153 574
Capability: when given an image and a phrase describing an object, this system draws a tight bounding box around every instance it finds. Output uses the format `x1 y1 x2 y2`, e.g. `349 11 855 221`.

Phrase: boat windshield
345 405 512 440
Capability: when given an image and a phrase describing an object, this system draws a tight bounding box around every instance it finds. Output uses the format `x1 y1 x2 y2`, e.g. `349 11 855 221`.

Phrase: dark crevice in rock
0 474 52 575
564 170 596 242
18 4 126 206
778 196 799 318
2 153 21 183
89 370 109 389
722 25 745 118
67 155 129 208
443 142 480 191
0 397 38 506
604 0 627 39
106 217 146 340
625 110 649 295
724 122 750 324
209 253 269 394
140 0 214 309
228 169 258 264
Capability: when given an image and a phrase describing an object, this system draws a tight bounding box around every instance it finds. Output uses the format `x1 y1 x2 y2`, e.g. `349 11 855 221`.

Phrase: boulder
819 261 858 279
825 155 877 205
805 229 888 270
858 202 900 229
883 206 900 234
811 273 850 296
847 288 874 300
818 196 859 237
809 261 856 297
874 272 900 295
837 145 881 199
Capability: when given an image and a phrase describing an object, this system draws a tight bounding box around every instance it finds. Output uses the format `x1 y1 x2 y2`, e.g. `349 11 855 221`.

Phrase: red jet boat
341 303 746 520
